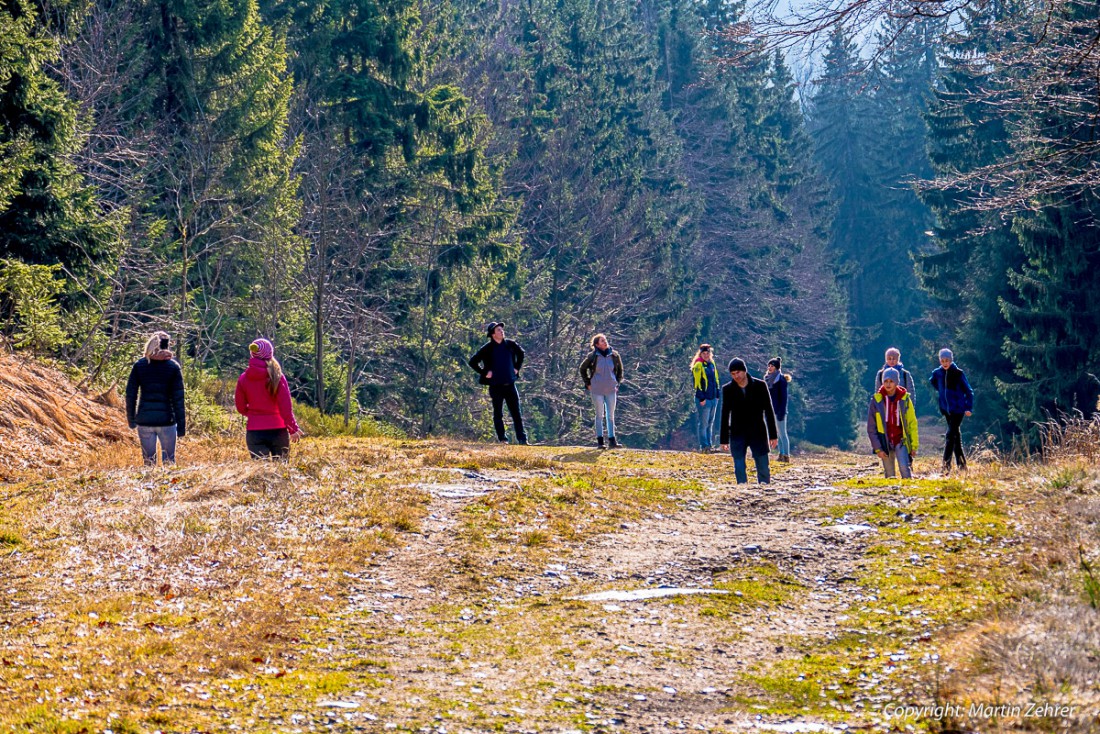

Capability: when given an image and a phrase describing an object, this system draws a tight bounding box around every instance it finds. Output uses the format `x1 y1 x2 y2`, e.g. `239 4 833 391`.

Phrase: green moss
699 563 804 618
258 670 352 697
740 473 1014 718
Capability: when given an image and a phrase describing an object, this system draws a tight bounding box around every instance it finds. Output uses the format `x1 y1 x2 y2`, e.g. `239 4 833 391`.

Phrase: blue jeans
729 436 770 484
881 444 913 479
591 392 617 437
776 418 790 456
138 425 177 465
696 398 718 448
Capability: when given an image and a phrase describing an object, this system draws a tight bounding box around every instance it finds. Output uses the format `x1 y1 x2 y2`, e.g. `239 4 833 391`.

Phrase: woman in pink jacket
235 338 302 459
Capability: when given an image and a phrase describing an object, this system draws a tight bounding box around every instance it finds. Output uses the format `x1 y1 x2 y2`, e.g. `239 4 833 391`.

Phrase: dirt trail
316 450 880 733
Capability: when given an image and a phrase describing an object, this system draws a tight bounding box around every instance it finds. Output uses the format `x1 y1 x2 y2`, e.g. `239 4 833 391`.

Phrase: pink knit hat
249 338 274 360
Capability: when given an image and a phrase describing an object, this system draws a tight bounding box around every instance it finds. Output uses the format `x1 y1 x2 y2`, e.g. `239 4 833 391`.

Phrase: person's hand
719 444 728 452
514 369 519 377
585 384 590 390
699 400 705 406
965 411 972 417
769 439 778 450
876 449 888 459
290 431 301 443
485 370 493 379
910 451 917 459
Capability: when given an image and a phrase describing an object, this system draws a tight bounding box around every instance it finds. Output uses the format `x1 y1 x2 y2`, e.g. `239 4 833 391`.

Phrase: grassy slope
1 438 1098 732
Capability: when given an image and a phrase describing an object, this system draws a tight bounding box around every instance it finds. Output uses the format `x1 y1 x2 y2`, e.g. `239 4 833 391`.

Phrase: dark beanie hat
728 357 747 373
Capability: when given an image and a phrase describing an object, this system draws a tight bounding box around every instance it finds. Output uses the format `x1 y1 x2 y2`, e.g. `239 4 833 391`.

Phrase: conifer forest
2 0 1098 448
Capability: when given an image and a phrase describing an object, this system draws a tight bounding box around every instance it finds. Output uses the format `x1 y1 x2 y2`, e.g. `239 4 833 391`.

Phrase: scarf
764 370 782 389
597 347 612 357
880 385 907 446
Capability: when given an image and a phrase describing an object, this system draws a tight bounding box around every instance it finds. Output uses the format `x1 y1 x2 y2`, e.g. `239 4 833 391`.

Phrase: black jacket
468 339 525 385
125 357 186 434
719 377 777 446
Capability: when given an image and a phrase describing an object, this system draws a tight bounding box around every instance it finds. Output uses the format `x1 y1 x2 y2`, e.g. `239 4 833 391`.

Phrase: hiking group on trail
124 323 975 476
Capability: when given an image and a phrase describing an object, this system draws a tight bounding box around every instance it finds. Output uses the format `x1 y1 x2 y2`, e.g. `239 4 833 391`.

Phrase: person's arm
776 377 788 420
613 352 623 383
905 370 916 398
875 369 883 392
719 387 731 446
512 341 525 373
579 353 595 388
172 363 186 437
276 376 301 435
125 364 139 428
762 384 778 443
867 400 885 454
693 363 706 404
468 346 488 377
905 399 919 455
962 371 974 413
234 376 248 416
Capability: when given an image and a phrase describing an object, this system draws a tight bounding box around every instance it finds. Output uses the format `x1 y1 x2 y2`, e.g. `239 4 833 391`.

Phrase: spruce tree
143 0 299 367
918 0 1024 443
1000 198 1100 435
0 0 111 272
663 0 861 446
868 15 942 380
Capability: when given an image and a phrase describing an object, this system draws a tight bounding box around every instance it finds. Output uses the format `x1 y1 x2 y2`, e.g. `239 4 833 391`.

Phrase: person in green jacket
691 344 720 451
866 368 919 479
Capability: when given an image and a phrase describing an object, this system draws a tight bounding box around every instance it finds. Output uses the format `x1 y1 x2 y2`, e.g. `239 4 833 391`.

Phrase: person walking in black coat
468 322 529 444
719 358 778 484
125 331 186 465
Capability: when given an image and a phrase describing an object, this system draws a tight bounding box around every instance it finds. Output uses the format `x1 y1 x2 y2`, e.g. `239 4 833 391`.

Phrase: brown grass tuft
0 353 129 477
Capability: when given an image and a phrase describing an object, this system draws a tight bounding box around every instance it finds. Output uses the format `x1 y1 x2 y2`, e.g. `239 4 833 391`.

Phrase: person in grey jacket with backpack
579 334 624 449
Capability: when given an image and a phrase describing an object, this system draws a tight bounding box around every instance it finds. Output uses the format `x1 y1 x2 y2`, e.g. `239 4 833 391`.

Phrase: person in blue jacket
765 357 791 462
691 344 720 451
929 348 974 472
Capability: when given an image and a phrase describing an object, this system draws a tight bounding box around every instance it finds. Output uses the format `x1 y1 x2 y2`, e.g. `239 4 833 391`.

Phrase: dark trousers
247 428 291 460
489 383 527 443
730 436 771 484
942 411 967 469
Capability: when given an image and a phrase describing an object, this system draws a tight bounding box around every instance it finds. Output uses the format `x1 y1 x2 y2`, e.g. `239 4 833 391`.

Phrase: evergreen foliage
24 0 1100 451
809 22 941 405
0 0 111 272
920 0 1100 445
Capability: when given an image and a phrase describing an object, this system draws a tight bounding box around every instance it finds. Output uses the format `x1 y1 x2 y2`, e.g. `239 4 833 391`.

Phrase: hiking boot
597 436 606 450
608 437 619 449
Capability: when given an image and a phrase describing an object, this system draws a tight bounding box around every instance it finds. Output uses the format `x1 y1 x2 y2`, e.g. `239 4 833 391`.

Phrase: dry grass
0 434 441 731
1039 413 1100 464
0 353 129 478
927 422 1100 731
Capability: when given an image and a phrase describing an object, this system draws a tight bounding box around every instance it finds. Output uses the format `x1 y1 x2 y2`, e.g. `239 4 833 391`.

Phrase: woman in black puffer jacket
125 331 186 465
